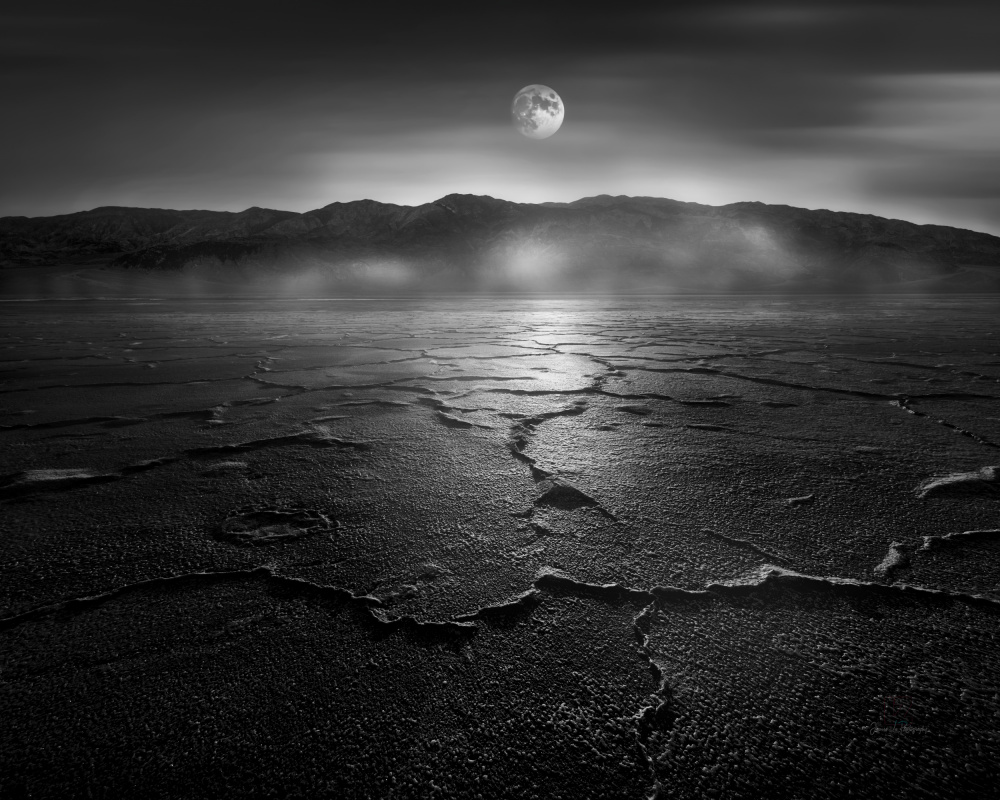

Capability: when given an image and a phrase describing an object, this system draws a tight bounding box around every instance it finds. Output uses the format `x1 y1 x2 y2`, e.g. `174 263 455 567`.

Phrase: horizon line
2 193 993 236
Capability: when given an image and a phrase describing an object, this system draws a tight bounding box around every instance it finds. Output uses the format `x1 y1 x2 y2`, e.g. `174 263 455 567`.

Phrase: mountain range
3 194 1000 293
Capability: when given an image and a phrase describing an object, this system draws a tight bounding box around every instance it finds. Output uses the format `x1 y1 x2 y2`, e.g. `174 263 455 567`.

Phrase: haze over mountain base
1 296 998 798
3 195 1000 296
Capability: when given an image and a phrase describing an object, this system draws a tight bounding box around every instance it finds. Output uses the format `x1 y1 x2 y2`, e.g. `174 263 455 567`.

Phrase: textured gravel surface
1 296 999 799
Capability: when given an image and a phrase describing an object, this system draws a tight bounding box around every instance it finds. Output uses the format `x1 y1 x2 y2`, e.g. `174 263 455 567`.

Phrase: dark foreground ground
1 296 998 799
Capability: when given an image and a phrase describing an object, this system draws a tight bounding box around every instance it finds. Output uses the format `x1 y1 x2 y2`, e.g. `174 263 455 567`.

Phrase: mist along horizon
4 194 1000 297
1 295 998 799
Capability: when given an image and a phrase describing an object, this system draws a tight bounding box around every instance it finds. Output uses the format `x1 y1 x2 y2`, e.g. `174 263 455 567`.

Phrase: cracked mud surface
1 296 999 798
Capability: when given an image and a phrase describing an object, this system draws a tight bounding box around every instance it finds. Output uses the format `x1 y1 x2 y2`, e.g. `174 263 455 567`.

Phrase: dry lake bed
1 295 999 799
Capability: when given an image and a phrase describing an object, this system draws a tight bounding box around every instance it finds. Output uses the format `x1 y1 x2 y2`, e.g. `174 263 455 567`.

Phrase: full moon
511 85 564 140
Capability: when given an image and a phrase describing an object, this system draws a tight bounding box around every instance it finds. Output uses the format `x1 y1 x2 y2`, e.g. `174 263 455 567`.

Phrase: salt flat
1 296 998 799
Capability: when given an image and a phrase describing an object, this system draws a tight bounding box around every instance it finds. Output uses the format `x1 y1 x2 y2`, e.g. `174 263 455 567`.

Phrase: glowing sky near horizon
3 1 1000 234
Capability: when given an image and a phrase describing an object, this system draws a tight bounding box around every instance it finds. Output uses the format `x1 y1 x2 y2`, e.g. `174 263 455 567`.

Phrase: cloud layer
2 1 999 233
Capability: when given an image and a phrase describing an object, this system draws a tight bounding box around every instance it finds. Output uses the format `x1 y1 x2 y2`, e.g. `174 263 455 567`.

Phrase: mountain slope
3 195 1000 292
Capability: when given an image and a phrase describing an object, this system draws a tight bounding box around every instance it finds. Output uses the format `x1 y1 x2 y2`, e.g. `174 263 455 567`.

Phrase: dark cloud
2 0 1000 234
869 155 1000 201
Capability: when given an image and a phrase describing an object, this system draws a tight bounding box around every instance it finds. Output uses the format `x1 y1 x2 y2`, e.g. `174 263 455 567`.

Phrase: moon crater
511 84 564 140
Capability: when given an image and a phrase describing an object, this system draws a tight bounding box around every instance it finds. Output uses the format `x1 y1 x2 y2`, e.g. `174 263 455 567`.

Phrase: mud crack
0 566 476 643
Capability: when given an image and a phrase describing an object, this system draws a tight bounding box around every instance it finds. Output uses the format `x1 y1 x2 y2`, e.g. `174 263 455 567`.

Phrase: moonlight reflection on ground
2 296 999 799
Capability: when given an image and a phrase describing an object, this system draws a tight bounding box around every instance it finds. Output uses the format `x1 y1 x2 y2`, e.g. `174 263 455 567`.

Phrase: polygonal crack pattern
2 297 999 799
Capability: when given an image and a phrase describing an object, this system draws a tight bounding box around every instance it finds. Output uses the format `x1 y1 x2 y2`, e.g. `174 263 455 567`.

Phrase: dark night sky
3 0 1000 233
